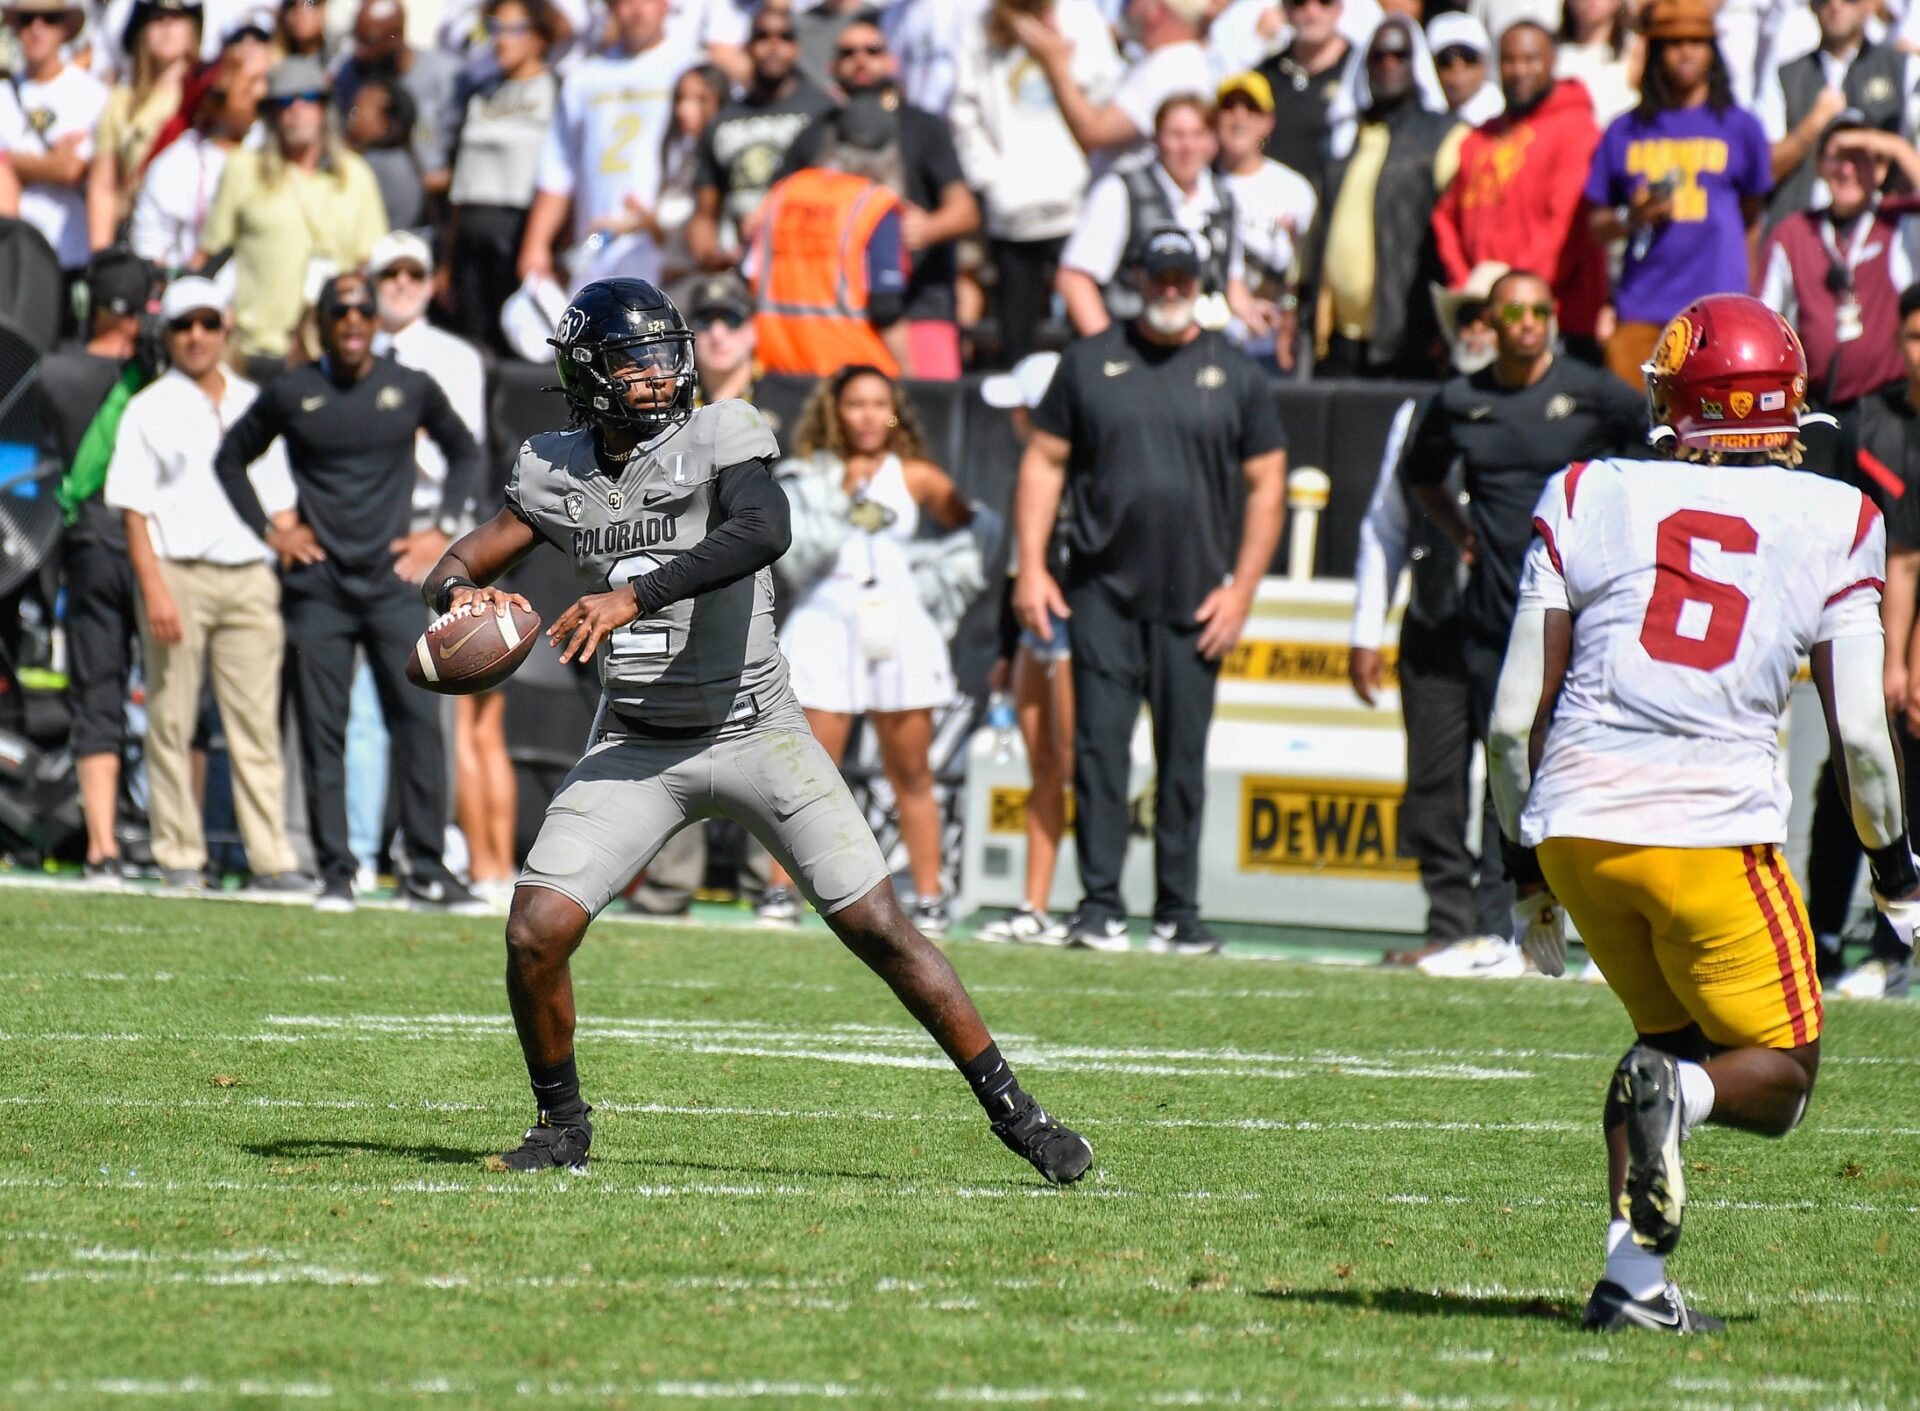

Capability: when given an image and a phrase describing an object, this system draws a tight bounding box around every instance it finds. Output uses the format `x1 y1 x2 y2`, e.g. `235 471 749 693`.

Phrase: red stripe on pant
1743 845 1809 1046
1761 846 1823 1033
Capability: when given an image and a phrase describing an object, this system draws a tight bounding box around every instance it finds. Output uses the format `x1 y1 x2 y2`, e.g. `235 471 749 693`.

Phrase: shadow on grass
623 1153 894 1184
1255 1286 1573 1323
242 1138 488 1168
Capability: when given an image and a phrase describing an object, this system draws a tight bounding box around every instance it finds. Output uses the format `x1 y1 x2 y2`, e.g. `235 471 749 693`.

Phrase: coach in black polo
1400 268 1644 968
1014 227 1288 956
215 272 483 914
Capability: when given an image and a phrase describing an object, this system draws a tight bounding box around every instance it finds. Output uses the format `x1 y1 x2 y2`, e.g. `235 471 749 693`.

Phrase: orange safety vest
751 167 902 379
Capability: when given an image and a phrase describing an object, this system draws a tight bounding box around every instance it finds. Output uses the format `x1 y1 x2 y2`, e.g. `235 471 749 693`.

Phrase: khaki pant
138 558 298 875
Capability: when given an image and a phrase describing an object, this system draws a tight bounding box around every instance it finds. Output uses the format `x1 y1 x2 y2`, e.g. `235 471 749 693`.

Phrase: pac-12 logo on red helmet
1644 293 1808 462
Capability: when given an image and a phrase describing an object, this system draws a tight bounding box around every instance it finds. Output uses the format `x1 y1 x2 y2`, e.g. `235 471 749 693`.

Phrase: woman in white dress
761 366 974 933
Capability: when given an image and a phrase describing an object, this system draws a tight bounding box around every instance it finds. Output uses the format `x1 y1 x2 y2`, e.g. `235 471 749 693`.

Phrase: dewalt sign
1221 641 1398 686
1240 776 1416 878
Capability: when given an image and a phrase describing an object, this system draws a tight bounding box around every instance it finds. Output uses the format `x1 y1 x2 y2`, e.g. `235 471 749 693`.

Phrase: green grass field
2 885 1916 1411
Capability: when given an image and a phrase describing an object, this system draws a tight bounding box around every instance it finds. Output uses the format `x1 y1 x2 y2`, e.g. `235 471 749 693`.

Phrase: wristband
1500 833 1546 890
1868 838 1920 898
433 576 478 615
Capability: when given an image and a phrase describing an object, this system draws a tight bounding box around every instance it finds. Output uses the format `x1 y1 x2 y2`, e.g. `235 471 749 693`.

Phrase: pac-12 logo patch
564 491 585 522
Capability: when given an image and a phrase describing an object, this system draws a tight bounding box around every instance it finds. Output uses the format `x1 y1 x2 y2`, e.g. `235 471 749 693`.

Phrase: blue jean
345 657 388 875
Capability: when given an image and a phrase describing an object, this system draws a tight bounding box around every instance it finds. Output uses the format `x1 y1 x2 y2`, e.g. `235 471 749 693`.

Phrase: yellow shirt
97 79 181 176
201 147 389 357
1324 120 1467 341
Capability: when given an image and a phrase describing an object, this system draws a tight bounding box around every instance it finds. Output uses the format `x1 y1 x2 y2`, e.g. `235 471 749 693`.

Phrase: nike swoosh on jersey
1467 405 1491 420
302 395 327 412
642 488 677 507
438 621 489 660
1103 361 1131 377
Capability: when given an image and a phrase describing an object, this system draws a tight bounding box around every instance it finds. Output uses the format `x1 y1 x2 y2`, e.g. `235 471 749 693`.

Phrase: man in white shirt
103 275 307 893
1007 0 1214 174
0 0 108 274
517 0 680 292
1213 70 1315 369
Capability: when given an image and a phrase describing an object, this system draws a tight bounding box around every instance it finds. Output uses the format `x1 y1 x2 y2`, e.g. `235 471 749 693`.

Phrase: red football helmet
1643 293 1808 460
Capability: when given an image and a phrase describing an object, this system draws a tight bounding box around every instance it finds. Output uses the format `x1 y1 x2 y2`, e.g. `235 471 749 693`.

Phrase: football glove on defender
1512 890 1567 978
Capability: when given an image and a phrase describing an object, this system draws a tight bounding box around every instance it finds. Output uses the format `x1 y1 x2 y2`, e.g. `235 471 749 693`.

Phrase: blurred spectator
976 351 1072 946
1757 0 1905 227
777 14 978 378
436 0 578 73
585 61 726 289
793 0 868 93
128 46 268 271
765 366 974 933
662 0 749 86
685 4 832 274
1427 12 1502 127
273 0 329 60
443 0 559 353
950 0 1120 365
1469 0 1561 48
1057 95 1266 343
214 271 482 914
749 98 909 377
199 56 388 358
1432 21 1607 359
103 275 306 893
1015 228 1287 956
1584 0 1770 389
87 0 202 252
518 0 679 292
1555 0 1638 126
1214 71 1316 373
47 249 152 885
1310 15 1465 378
0 0 108 278
1009 0 1213 175
1253 0 1354 196
881 0 973 114
344 71 425 229
1759 114 1920 407
1401 267 1644 979
332 0 462 202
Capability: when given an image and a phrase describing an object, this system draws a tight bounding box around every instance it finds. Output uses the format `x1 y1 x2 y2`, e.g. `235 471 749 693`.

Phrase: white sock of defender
1676 1059 1715 1137
1604 1218 1666 1300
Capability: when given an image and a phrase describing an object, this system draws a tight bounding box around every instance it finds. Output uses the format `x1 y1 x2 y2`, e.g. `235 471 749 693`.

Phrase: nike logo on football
1103 360 1131 377
438 621 489 660
301 395 327 412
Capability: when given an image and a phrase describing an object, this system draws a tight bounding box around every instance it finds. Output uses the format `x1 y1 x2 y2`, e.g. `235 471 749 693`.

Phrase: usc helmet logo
1652 316 1694 377
1729 391 1754 417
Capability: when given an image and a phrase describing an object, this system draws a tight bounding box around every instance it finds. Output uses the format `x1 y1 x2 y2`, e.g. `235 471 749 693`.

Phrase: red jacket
1432 79 1607 338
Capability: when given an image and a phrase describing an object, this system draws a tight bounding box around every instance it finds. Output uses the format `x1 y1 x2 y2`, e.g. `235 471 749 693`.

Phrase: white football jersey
535 41 684 241
1517 456 1885 849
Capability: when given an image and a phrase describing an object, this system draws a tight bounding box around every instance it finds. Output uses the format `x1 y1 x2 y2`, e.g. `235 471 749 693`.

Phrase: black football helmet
548 277 698 435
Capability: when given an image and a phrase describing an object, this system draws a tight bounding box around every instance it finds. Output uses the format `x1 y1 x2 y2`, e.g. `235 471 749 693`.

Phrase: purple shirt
1583 103 1772 325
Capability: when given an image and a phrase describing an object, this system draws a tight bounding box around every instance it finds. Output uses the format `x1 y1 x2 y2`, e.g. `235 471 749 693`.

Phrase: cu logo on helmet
556 306 590 344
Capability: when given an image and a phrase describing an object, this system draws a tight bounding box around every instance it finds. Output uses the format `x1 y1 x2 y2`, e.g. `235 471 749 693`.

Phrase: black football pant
1461 633 1517 938
1068 581 1218 927
1804 725 1919 968
1398 616 1510 944
988 236 1066 368
282 561 447 886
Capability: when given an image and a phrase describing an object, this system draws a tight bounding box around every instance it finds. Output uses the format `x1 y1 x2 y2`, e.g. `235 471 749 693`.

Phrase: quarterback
421 278 1092 1185
1488 294 1919 1331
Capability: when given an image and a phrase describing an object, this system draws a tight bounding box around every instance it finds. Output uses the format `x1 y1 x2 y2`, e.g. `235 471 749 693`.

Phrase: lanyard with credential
1818 209 1879 346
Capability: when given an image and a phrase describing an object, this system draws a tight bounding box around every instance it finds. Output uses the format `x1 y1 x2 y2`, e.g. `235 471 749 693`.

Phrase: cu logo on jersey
556 305 590 344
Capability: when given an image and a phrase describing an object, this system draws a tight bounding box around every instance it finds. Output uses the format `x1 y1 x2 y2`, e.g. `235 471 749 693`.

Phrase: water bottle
987 692 1017 766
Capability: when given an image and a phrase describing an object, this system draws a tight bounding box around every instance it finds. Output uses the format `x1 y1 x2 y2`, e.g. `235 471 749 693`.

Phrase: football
406 599 542 695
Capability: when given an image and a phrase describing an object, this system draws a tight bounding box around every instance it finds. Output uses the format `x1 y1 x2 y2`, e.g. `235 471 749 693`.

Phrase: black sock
527 1054 589 1127
960 1042 1029 1121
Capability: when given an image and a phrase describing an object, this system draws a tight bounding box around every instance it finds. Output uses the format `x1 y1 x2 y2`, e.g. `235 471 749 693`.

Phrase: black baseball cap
85 249 153 317
687 273 752 323
1136 227 1202 280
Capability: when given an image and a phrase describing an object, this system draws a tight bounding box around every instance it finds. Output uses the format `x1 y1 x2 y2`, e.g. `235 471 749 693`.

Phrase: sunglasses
167 311 223 333
1368 45 1411 63
836 41 886 58
378 264 427 282
695 310 747 330
750 24 795 41
265 89 326 108
485 18 533 34
9 12 73 28
1217 93 1266 113
1435 45 1481 67
1497 301 1554 324
324 300 376 322
1286 0 1336 8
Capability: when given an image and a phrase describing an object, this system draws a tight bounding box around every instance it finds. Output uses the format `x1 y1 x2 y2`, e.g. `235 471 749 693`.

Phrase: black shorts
64 536 138 758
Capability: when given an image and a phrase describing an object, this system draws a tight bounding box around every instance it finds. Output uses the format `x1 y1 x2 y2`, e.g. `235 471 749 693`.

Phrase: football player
1488 293 1920 1331
420 278 1093 1185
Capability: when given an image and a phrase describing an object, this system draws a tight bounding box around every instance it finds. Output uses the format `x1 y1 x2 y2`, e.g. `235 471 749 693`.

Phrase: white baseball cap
160 275 227 322
368 229 434 278
980 351 1061 411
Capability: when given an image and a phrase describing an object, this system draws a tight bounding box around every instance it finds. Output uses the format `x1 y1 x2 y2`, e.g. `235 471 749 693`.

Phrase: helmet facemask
552 325 699 437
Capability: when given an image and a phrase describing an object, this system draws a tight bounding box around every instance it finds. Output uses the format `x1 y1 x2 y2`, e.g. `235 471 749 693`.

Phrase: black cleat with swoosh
1581 1279 1724 1333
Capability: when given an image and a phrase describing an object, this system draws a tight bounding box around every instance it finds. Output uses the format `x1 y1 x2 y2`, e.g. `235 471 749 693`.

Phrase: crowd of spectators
15 0 1920 941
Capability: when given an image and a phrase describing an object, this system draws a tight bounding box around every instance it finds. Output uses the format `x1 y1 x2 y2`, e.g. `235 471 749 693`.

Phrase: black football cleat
485 1112 592 1174
1615 1046 1687 1254
991 1096 1093 1185
1582 1279 1724 1334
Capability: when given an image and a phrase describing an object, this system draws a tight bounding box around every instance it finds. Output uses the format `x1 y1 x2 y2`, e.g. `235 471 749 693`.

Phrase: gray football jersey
506 399 790 731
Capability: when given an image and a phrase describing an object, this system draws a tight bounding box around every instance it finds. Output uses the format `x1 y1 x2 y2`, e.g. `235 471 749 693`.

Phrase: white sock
1603 1218 1666 1300
1676 1059 1715 1137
